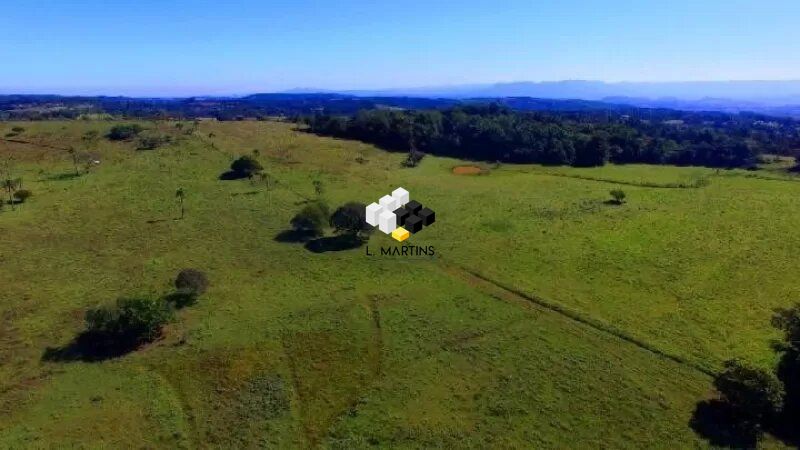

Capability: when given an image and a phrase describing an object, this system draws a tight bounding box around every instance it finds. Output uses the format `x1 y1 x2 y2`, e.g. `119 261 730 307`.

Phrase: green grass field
0 120 798 448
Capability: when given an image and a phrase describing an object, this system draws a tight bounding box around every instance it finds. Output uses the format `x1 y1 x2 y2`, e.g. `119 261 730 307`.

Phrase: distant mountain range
286 80 800 117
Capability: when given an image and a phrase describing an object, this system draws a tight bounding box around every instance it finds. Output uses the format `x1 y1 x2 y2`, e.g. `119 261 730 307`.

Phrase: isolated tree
312 179 324 197
610 189 626 205
67 147 80 176
2 178 20 210
713 359 783 436
230 155 263 178
291 201 330 237
330 202 371 238
175 188 185 219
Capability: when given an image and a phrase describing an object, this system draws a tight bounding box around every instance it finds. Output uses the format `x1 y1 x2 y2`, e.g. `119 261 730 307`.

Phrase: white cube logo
378 210 396 234
379 195 398 212
392 187 409 207
365 203 383 226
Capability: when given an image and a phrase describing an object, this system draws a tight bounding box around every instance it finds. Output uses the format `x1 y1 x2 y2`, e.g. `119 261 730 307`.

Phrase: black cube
393 207 410 226
405 215 423 234
405 200 422 215
418 207 435 226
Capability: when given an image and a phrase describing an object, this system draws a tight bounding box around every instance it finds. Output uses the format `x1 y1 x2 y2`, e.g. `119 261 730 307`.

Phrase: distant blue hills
284 80 800 117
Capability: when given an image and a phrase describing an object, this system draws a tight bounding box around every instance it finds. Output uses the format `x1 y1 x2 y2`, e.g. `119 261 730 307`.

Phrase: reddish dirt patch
452 165 484 175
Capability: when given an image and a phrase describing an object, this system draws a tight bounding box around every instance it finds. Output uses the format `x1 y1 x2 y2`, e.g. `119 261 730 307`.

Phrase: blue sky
1 0 799 96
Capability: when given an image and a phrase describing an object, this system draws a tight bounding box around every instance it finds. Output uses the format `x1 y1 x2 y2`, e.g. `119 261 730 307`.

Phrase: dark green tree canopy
308 105 761 169
230 155 264 177
107 124 144 141
713 359 784 424
330 202 370 235
84 297 174 350
291 201 330 236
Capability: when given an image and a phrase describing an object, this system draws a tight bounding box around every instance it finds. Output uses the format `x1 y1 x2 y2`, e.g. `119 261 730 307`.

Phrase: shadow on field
219 170 249 180
274 229 366 253
41 172 82 181
304 234 364 253
42 333 144 362
274 229 319 243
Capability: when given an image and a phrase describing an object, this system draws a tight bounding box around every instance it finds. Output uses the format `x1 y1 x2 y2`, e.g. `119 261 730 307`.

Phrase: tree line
306 105 800 168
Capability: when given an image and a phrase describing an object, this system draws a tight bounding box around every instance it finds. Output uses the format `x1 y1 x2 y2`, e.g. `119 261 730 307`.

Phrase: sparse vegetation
137 134 172 150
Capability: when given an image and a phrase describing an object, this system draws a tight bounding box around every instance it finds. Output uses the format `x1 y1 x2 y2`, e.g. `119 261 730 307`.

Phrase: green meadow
1 120 798 448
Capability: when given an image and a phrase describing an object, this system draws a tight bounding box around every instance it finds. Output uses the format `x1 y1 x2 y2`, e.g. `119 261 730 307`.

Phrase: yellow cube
391 227 410 242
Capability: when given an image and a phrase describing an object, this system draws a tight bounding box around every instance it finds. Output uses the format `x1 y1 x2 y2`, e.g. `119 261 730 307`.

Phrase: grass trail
439 260 718 377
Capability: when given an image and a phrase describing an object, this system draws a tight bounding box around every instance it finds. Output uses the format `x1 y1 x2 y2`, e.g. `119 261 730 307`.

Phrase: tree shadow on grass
41 172 82 182
219 170 249 180
304 234 364 253
42 333 144 363
690 400 760 448
274 229 320 243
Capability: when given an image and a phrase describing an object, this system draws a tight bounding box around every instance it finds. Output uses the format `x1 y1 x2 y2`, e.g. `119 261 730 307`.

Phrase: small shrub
609 189 626 205
11 126 25 133
107 124 144 141
175 269 209 296
137 134 172 150
402 149 425 167
83 297 173 350
13 190 31 203
82 130 99 141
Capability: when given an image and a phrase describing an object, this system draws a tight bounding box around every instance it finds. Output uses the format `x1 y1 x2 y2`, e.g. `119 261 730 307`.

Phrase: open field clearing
0 120 797 448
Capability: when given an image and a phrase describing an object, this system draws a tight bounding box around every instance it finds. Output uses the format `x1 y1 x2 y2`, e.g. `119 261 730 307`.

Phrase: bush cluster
80 269 209 352
84 297 174 351
107 124 144 141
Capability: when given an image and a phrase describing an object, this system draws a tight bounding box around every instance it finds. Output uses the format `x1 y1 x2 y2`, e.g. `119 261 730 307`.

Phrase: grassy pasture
0 120 797 448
